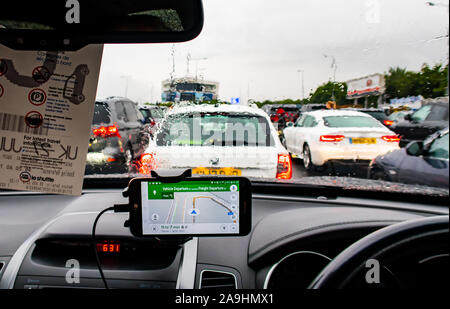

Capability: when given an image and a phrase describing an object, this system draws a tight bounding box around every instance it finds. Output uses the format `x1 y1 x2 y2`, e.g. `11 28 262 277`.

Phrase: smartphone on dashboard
127 177 252 237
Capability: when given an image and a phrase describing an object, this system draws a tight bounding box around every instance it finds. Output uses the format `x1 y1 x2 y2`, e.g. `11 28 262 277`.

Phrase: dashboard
0 187 448 289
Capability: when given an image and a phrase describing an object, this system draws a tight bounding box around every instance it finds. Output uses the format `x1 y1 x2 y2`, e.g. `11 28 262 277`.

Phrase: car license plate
350 137 377 144
192 167 242 176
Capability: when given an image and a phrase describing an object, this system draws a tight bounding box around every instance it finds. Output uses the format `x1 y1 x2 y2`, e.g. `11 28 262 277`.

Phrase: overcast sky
96 0 449 104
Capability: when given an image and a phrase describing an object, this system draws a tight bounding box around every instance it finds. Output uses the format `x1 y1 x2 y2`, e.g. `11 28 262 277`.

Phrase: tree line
144 62 448 108
252 62 448 108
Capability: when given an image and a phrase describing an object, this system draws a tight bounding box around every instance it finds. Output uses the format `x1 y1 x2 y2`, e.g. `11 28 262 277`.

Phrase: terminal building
161 76 219 103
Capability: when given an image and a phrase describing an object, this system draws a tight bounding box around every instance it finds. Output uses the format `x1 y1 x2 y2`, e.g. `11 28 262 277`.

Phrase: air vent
200 270 237 290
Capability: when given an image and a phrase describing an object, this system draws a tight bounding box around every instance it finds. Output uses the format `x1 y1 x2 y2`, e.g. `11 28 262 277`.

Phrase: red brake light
138 153 156 174
93 125 120 138
381 135 400 142
320 135 345 142
276 153 292 180
383 120 394 126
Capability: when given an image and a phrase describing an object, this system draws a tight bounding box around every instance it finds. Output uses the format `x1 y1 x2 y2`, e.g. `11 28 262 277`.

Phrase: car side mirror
406 141 424 156
404 114 412 121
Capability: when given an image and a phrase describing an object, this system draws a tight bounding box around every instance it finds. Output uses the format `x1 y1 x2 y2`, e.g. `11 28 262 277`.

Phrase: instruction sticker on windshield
0 44 103 195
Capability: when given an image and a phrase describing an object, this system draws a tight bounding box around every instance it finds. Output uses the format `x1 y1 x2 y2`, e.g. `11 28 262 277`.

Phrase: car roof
347 108 384 112
303 104 326 107
424 126 449 146
96 96 135 104
168 104 270 118
304 109 374 118
139 105 163 109
425 101 449 107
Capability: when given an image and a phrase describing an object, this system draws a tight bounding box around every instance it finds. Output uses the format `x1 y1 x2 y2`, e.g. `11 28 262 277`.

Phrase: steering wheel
309 215 449 289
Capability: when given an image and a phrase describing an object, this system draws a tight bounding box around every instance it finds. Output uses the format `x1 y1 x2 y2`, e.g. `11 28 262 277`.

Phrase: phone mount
122 169 194 245
150 169 192 183
122 169 193 198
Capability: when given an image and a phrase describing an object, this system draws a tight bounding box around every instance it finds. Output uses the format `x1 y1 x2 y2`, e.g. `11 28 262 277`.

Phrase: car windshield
79 0 448 196
428 133 449 159
148 109 164 119
411 105 433 122
363 111 387 121
323 116 384 128
157 113 273 147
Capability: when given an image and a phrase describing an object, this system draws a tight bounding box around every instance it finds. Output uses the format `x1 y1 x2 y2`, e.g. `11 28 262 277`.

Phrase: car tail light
138 153 156 174
383 120 394 126
93 125 120 138
276 153 292 180
320 135 345 142
381 135 400 142
271 115 279 122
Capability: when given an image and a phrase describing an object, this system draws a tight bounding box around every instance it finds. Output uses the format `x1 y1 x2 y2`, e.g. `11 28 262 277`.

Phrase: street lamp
120 75 130 97
323 54 337 83
323 54 338 101
194 57 208 80
426 1 449 95
297 69 305 101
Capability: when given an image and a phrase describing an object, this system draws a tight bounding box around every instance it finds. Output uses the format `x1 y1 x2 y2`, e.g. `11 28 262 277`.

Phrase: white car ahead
139 104 292 180
283 110 400 170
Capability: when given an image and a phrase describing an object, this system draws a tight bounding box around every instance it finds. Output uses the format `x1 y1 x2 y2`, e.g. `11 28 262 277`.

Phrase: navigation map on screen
141 180 240 235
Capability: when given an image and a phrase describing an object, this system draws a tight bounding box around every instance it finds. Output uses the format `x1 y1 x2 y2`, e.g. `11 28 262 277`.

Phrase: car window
388 111 407 121
426 105 449 121
323 116 384 128
302 116 313 127
364 111 386 121
150 109 164 119
157 113 274 147
295 115 305 127
411 105 432 122
303 116 317 127
77 0 448 194
428 133 449 160
92 102 111 125
140 109 150 119
123 102 139 122
114 102 128 122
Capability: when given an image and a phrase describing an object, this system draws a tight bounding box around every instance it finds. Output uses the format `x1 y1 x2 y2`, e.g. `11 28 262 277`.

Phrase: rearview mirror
406 141 424 156
0 0 204 51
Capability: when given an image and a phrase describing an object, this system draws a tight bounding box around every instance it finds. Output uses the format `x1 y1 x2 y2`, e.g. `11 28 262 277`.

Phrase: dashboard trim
176 237 199 289
0 211 99 289
263 250 332 289
199 269 238 289
252 194 449 215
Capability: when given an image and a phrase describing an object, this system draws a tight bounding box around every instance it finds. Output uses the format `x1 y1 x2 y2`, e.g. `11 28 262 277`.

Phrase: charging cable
92 204 130 289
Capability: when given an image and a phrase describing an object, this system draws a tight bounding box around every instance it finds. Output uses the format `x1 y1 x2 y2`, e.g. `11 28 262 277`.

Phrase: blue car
369 127 449 188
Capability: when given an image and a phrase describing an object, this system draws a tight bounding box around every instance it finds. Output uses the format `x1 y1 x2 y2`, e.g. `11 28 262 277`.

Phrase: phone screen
140 179 240 235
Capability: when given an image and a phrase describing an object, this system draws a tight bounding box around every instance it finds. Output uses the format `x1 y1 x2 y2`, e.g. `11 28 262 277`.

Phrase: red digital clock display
96 241 120 253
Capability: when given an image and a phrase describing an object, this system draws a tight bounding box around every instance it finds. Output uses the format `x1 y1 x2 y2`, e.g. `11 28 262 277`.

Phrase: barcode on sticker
0 112 49 136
